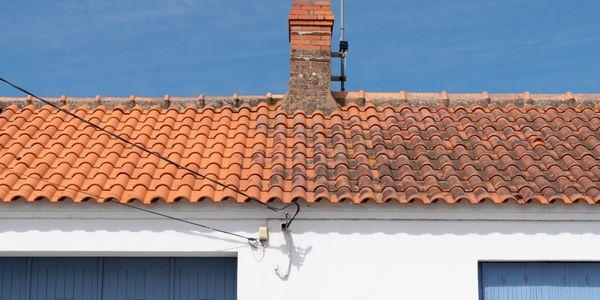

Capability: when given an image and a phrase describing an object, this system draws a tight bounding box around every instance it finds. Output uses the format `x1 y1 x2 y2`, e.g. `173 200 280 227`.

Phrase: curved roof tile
0 97 599 204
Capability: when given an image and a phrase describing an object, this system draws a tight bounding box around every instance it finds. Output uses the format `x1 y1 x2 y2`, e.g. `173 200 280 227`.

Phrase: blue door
0 257 236 300
30 258 101 300
480 262 600 300
173 258 237 300
102 258 170 300
0 258 27 300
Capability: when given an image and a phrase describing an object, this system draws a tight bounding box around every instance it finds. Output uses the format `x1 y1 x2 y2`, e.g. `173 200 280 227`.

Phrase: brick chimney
282 0 338 114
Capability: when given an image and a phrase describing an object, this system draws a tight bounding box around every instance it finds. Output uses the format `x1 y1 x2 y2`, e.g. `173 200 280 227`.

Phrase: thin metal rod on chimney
340 0 347 91
340 0 345 41
331 0 348 91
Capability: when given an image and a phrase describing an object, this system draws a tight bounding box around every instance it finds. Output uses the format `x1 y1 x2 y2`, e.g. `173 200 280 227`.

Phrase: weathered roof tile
0 96 599 204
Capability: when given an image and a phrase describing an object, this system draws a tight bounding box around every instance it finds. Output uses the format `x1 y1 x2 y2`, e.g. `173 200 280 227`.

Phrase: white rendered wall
1 201 600 300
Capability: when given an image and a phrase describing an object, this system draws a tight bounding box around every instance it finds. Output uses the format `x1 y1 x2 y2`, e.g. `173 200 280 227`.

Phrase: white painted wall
1 201 600 300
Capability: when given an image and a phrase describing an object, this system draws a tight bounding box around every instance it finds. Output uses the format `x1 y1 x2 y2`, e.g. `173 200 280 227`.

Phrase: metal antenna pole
331 0 348 92
340 0 345 41
340 0 346 91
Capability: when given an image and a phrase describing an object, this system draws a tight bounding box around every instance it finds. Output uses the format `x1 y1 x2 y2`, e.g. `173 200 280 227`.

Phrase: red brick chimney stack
282 0 338 114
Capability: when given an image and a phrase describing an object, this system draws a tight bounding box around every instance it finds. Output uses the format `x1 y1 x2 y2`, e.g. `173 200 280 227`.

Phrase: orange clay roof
0 92 599 205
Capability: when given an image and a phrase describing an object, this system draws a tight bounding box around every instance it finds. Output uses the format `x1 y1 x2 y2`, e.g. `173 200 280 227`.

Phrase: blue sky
1 0 599 97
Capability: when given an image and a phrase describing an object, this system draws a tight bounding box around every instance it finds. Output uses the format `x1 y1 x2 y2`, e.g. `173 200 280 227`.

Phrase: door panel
480 262 600 300
102 258 171 300
30 258 99 300
0 258 27 300
0 257 236 300
173 258 236 300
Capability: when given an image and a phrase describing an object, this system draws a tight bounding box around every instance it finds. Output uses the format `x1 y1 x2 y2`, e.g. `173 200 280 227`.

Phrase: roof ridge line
335 91 600 107
1 91 599 109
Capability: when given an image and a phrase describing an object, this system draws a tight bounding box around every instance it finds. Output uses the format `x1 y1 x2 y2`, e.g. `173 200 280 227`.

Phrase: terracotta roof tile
0 95 599 204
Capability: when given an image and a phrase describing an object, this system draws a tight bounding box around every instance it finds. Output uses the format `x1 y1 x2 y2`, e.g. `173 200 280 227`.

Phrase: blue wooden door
173 258 237 300
102 258 170 300
30 258 100 300
480 262 600 300
0 258 27 300
0 257 236 300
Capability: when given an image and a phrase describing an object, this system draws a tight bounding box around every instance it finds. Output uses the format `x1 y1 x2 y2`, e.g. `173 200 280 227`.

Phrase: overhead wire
0 166 259 246
0 76 300 228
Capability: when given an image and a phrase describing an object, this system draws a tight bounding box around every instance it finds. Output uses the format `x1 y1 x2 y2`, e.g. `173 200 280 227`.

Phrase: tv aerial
331 0 348 91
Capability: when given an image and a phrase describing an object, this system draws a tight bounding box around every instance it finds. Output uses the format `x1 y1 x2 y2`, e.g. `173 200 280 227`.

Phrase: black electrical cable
0 167 258 245
0 76 300 227
279 202 300 229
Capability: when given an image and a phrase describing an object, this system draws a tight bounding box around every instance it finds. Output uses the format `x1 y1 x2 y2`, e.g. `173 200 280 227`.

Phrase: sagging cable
0 167 259 247
0 75 301 228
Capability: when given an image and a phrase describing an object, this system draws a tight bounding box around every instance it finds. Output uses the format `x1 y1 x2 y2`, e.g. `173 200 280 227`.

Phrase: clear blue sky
1 0 599 97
